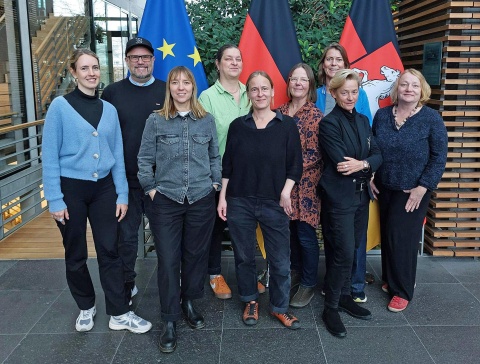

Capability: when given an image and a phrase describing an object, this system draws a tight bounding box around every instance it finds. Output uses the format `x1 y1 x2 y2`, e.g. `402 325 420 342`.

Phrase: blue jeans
117 188 145 283
290 220 319 288
351 233 367 295
227 197 291 313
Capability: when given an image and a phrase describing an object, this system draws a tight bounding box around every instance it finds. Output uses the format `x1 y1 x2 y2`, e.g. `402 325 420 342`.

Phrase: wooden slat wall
395 0 480 256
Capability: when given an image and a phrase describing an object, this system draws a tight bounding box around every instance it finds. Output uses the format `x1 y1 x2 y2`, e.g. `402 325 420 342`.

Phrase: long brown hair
317 43 350 85
158 66 207 120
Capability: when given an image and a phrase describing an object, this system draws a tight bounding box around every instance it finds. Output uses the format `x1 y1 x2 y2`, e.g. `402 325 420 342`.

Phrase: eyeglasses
289 77 309 84
127 55 153 62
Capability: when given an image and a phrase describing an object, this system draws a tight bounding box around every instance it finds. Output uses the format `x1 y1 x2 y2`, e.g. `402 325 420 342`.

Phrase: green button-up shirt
199 79 250 157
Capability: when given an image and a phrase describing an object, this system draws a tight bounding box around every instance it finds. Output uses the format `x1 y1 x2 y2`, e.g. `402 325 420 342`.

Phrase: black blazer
318 105 382 209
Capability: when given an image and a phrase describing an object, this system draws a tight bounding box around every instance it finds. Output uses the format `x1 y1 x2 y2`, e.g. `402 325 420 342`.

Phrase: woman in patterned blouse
278 63 323 308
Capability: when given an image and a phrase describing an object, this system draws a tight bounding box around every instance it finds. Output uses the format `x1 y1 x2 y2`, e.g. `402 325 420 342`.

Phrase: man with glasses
102 37 166 304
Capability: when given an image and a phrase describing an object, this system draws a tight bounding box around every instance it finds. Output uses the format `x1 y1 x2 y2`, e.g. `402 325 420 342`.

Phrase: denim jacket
137 111 222 204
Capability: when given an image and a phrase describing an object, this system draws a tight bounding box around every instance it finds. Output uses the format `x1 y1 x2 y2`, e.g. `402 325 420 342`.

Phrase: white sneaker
109 311 152 334
75 306 96 332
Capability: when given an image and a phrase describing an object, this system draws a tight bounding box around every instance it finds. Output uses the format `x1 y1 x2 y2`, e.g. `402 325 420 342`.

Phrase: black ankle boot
181 300 205 329
159 321 176 353
322 307 346 338
338 295 372 320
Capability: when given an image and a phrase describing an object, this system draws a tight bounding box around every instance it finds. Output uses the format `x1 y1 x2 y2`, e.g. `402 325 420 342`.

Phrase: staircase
31 13 89 117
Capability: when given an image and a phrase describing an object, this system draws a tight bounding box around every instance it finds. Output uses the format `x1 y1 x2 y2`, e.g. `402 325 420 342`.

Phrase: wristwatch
362 160 370 171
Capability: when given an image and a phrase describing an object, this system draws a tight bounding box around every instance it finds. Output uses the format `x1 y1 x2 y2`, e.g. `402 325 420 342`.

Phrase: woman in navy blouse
371 69 447 313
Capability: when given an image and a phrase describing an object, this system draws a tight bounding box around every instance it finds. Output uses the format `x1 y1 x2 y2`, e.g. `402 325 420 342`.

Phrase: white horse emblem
352 66 400 116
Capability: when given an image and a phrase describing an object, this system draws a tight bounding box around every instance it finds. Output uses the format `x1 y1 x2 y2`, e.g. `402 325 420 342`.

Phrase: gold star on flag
188 47 202 67
158 39 175 59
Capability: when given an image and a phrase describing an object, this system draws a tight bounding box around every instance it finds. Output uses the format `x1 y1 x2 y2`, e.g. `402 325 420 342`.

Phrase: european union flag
137 0 208 94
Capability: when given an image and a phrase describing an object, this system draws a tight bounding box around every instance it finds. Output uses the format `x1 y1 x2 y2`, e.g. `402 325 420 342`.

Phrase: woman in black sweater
218 71 303 329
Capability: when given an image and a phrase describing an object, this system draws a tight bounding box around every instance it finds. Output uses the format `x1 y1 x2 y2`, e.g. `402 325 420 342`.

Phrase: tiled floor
1 255 479 364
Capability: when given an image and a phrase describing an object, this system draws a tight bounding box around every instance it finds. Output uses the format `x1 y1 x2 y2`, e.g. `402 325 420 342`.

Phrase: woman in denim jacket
138 66 221 353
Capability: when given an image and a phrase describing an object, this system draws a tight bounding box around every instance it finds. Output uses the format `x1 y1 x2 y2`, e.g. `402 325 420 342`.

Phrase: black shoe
181 300 205 329
322 307 346 338
159 321 176 353
338 295 372 320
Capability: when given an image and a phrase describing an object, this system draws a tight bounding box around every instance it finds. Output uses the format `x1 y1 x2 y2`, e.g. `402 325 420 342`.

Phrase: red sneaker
381 283 389 293
388 296 409 312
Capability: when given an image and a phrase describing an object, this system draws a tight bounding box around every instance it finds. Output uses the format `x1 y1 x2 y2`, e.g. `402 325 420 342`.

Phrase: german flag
238 0 302 108
340 0 404 117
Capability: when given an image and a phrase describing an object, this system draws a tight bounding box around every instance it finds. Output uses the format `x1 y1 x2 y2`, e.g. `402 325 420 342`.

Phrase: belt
355 181 367 192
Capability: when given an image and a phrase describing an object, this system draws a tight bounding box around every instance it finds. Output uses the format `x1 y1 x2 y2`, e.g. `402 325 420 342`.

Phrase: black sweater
64 87 102 129
222 111 303 200
101 78 166 188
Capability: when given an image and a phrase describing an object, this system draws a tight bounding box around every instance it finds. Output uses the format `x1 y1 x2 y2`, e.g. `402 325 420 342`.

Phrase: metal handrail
1 120 46 240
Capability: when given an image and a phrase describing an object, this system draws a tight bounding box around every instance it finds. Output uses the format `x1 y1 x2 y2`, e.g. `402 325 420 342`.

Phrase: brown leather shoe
243 302 258 326
271 311 300 330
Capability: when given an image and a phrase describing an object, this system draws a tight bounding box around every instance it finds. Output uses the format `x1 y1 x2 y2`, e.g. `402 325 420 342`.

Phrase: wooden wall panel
395 0 480 256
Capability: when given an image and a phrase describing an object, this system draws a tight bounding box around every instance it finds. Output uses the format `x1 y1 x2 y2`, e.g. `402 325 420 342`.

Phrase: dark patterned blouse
278 101 323 228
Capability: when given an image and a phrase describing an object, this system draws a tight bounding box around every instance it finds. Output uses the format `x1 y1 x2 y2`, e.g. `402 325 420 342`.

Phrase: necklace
227 88 239 94
394 105 417 129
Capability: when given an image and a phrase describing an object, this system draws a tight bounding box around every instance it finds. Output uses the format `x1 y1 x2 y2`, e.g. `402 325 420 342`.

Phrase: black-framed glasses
127 55 153 62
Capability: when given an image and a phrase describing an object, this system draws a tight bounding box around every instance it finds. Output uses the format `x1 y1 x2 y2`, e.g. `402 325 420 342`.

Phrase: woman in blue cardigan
42 49 151 334
316 43 372 304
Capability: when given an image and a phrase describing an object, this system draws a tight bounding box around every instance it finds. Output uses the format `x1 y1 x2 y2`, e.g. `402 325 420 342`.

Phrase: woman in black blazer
318 69 382 338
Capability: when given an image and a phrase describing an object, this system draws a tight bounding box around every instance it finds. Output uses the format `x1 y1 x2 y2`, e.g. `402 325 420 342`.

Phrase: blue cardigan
316 85 373 125
42 96 128 212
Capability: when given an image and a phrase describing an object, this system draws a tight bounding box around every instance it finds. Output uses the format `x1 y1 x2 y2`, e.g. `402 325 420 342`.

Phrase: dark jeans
145 190 215 322
351 225 367 295
290 220 319 288
118 188 145 283
58 174 129 316
321 188 369 309
208 191 226 275
227 197 290 313
378 184 431 301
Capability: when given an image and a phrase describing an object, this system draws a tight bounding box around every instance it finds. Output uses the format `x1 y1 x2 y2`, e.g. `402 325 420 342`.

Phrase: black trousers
208 191 227 275
58 174 129 316
378 184 431 301
117 188 145 283
321 188 369 309
145 190 215 322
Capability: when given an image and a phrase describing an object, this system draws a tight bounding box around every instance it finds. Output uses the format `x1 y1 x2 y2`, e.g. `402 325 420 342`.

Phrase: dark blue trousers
227 197 291 313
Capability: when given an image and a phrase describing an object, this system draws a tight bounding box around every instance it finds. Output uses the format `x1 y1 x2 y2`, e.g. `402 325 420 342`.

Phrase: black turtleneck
335 104 360 143
64 87 103 129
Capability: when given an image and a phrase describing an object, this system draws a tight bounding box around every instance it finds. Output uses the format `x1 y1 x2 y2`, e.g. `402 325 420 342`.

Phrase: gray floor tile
319 326 434 364
113 329 221 363
440 257 480 283
403 283 480 326
0 260 17 278
221 328 326 364
415 257 458 283
0 290 62 334
30 290 110 334
0 335 24 363
414 326 480 364
4 332 123 364
463 283 480 302
0 260 66 290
